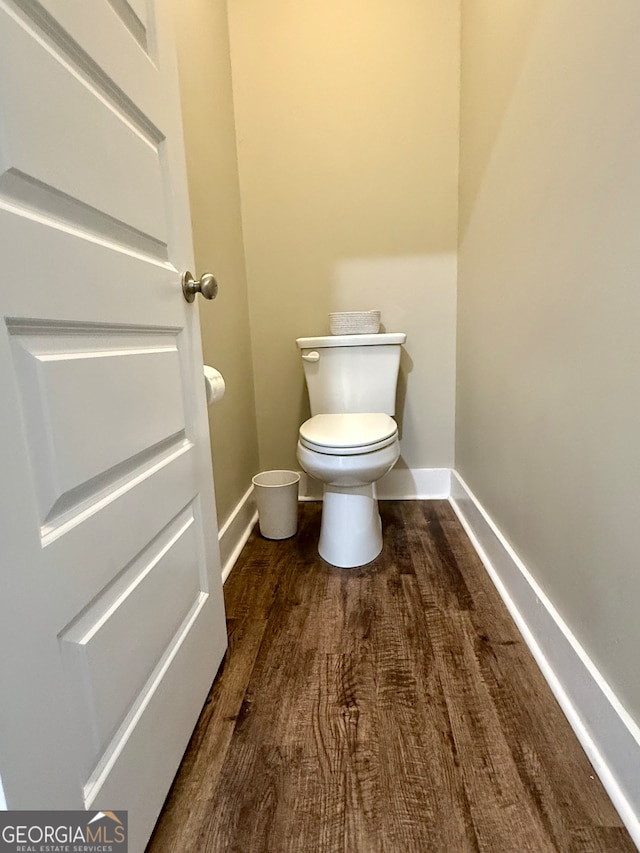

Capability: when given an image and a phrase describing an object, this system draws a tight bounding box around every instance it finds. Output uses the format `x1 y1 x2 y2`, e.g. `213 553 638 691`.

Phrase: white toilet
296 332 406 568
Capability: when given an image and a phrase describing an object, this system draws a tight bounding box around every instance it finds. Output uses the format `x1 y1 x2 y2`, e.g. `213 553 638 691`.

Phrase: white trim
0 774 6 810
218 485 258 584
377 467 450 499
297 471 323 501
298 467 451 501
449 470 640 848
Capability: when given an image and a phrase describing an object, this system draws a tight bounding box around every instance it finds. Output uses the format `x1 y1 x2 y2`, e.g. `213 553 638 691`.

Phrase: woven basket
329 310 380 335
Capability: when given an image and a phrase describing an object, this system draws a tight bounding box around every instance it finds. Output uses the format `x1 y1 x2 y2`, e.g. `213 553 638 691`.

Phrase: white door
0 2 227 851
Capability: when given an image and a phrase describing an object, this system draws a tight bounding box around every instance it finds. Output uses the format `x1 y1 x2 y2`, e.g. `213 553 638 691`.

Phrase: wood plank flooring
146 501 635 853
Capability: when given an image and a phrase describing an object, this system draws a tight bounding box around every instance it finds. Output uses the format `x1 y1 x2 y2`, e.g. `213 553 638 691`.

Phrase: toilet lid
299 413 398 455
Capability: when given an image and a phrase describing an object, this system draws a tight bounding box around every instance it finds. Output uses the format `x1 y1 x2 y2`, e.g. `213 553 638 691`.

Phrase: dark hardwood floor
146 501 635 852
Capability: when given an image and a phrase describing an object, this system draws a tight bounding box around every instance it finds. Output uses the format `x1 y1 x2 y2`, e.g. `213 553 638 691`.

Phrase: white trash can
252 470 300 540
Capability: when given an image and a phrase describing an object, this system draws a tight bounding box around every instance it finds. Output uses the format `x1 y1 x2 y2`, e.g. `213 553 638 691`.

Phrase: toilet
296 332 406 568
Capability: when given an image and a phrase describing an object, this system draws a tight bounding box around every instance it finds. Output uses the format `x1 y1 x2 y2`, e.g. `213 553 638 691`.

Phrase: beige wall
171 0 259 525
457 0 640 720
227 0 460 472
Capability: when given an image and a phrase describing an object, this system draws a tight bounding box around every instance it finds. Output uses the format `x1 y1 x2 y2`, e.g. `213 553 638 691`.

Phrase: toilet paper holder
203 365 225 405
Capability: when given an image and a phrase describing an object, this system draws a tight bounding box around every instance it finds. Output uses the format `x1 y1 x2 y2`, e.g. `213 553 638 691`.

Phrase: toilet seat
299 413 398 456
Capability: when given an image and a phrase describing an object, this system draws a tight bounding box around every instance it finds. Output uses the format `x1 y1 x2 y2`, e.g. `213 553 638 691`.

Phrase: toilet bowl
297 412 400 567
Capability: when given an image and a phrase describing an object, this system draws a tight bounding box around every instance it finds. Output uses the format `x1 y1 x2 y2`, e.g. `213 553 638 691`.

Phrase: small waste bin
252 470 300 540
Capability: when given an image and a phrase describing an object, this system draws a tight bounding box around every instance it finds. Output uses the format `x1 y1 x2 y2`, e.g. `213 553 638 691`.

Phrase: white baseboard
378 466 450 499
218 485 258 585
449 470 640 848
297 472 324 501
298 467 451 501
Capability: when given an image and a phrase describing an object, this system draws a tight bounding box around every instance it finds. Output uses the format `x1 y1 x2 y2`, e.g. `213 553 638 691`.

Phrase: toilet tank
296 333 406 416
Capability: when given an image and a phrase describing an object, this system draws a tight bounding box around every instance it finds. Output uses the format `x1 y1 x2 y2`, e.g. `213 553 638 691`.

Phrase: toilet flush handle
302 351 320 362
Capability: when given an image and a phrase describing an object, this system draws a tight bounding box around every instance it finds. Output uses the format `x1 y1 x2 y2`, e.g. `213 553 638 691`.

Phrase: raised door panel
0 5 167 244
11 0 165 131
9 325 185 523
60 507 205 783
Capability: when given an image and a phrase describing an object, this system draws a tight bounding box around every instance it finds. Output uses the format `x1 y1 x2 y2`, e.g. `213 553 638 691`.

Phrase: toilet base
318 484 382 568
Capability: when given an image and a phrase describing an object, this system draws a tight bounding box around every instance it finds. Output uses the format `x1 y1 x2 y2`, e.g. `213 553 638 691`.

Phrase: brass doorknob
182 271 219 303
